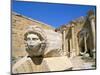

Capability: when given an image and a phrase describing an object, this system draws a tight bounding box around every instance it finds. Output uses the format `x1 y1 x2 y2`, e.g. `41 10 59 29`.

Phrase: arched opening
79 37 87 55
77 29 89 56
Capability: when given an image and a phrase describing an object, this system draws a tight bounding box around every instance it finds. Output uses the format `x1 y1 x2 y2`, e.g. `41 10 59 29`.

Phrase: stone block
12 56 72 74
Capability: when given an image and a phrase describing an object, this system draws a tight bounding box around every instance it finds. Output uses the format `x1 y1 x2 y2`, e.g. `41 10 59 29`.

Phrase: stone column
70 24 76 58
84 34 87 54
62 28 66 56
66 39 68 56
76 35 80 55
89 15 96 59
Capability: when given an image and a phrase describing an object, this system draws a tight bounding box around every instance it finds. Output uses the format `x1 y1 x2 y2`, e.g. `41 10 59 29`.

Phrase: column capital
70 21 76 28
87 10 95 21
89 15 95 21
87 10 94 16
63 28 67 31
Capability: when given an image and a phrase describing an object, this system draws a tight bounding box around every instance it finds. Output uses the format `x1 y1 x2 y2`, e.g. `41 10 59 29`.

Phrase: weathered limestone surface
12 10 96 74
43 30 62 55
12 56 72 74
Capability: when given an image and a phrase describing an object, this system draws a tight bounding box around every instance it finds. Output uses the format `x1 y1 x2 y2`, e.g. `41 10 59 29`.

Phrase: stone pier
62 28 67 56
88 11 96 59
70 23 76 58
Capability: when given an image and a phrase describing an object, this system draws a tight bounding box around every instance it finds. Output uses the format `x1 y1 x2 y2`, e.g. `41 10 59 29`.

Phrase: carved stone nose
29 45 34 47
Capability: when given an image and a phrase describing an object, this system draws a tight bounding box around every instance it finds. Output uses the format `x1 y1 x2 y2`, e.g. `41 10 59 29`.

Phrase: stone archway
78 28 89 55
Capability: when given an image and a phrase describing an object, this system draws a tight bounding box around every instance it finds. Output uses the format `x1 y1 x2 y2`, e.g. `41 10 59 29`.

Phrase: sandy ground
70 56 96 70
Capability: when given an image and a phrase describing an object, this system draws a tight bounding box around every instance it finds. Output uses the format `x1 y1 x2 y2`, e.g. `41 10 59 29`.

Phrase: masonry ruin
58 10 96 59
12 10 96 74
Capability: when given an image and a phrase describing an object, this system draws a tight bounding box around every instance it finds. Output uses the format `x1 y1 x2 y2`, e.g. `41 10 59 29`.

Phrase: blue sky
12 0 96 28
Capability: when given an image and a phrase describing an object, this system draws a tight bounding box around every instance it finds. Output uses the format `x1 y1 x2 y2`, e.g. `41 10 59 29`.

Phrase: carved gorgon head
24 26 47 57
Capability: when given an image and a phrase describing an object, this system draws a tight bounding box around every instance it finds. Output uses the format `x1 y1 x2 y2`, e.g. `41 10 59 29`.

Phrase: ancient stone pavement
70 56 95 70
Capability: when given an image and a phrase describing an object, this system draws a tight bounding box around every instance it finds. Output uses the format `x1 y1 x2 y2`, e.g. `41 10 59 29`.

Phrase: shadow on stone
30 56 43 65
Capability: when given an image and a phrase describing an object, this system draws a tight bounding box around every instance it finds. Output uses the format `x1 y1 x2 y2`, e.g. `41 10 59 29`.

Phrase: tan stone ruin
61 10 96 59
12 13 73 74
12 10 96 74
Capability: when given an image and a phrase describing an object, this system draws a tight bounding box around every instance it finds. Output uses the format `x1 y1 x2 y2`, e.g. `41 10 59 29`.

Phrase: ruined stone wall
60 11 96 58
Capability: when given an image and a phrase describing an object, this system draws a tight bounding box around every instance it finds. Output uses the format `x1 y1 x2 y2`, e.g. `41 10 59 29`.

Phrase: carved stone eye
27 38 31 41
26 37 39 41
32 38 39 40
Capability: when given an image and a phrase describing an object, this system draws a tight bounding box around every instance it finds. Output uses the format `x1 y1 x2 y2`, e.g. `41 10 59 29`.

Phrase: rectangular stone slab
44 56 72 71
12 56 72 74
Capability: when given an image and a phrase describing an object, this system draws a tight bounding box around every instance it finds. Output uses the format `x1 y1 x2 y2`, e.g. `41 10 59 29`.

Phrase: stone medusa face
26 33 41 49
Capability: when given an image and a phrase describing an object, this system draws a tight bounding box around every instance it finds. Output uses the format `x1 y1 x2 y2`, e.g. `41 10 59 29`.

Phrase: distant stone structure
58 10 96 59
